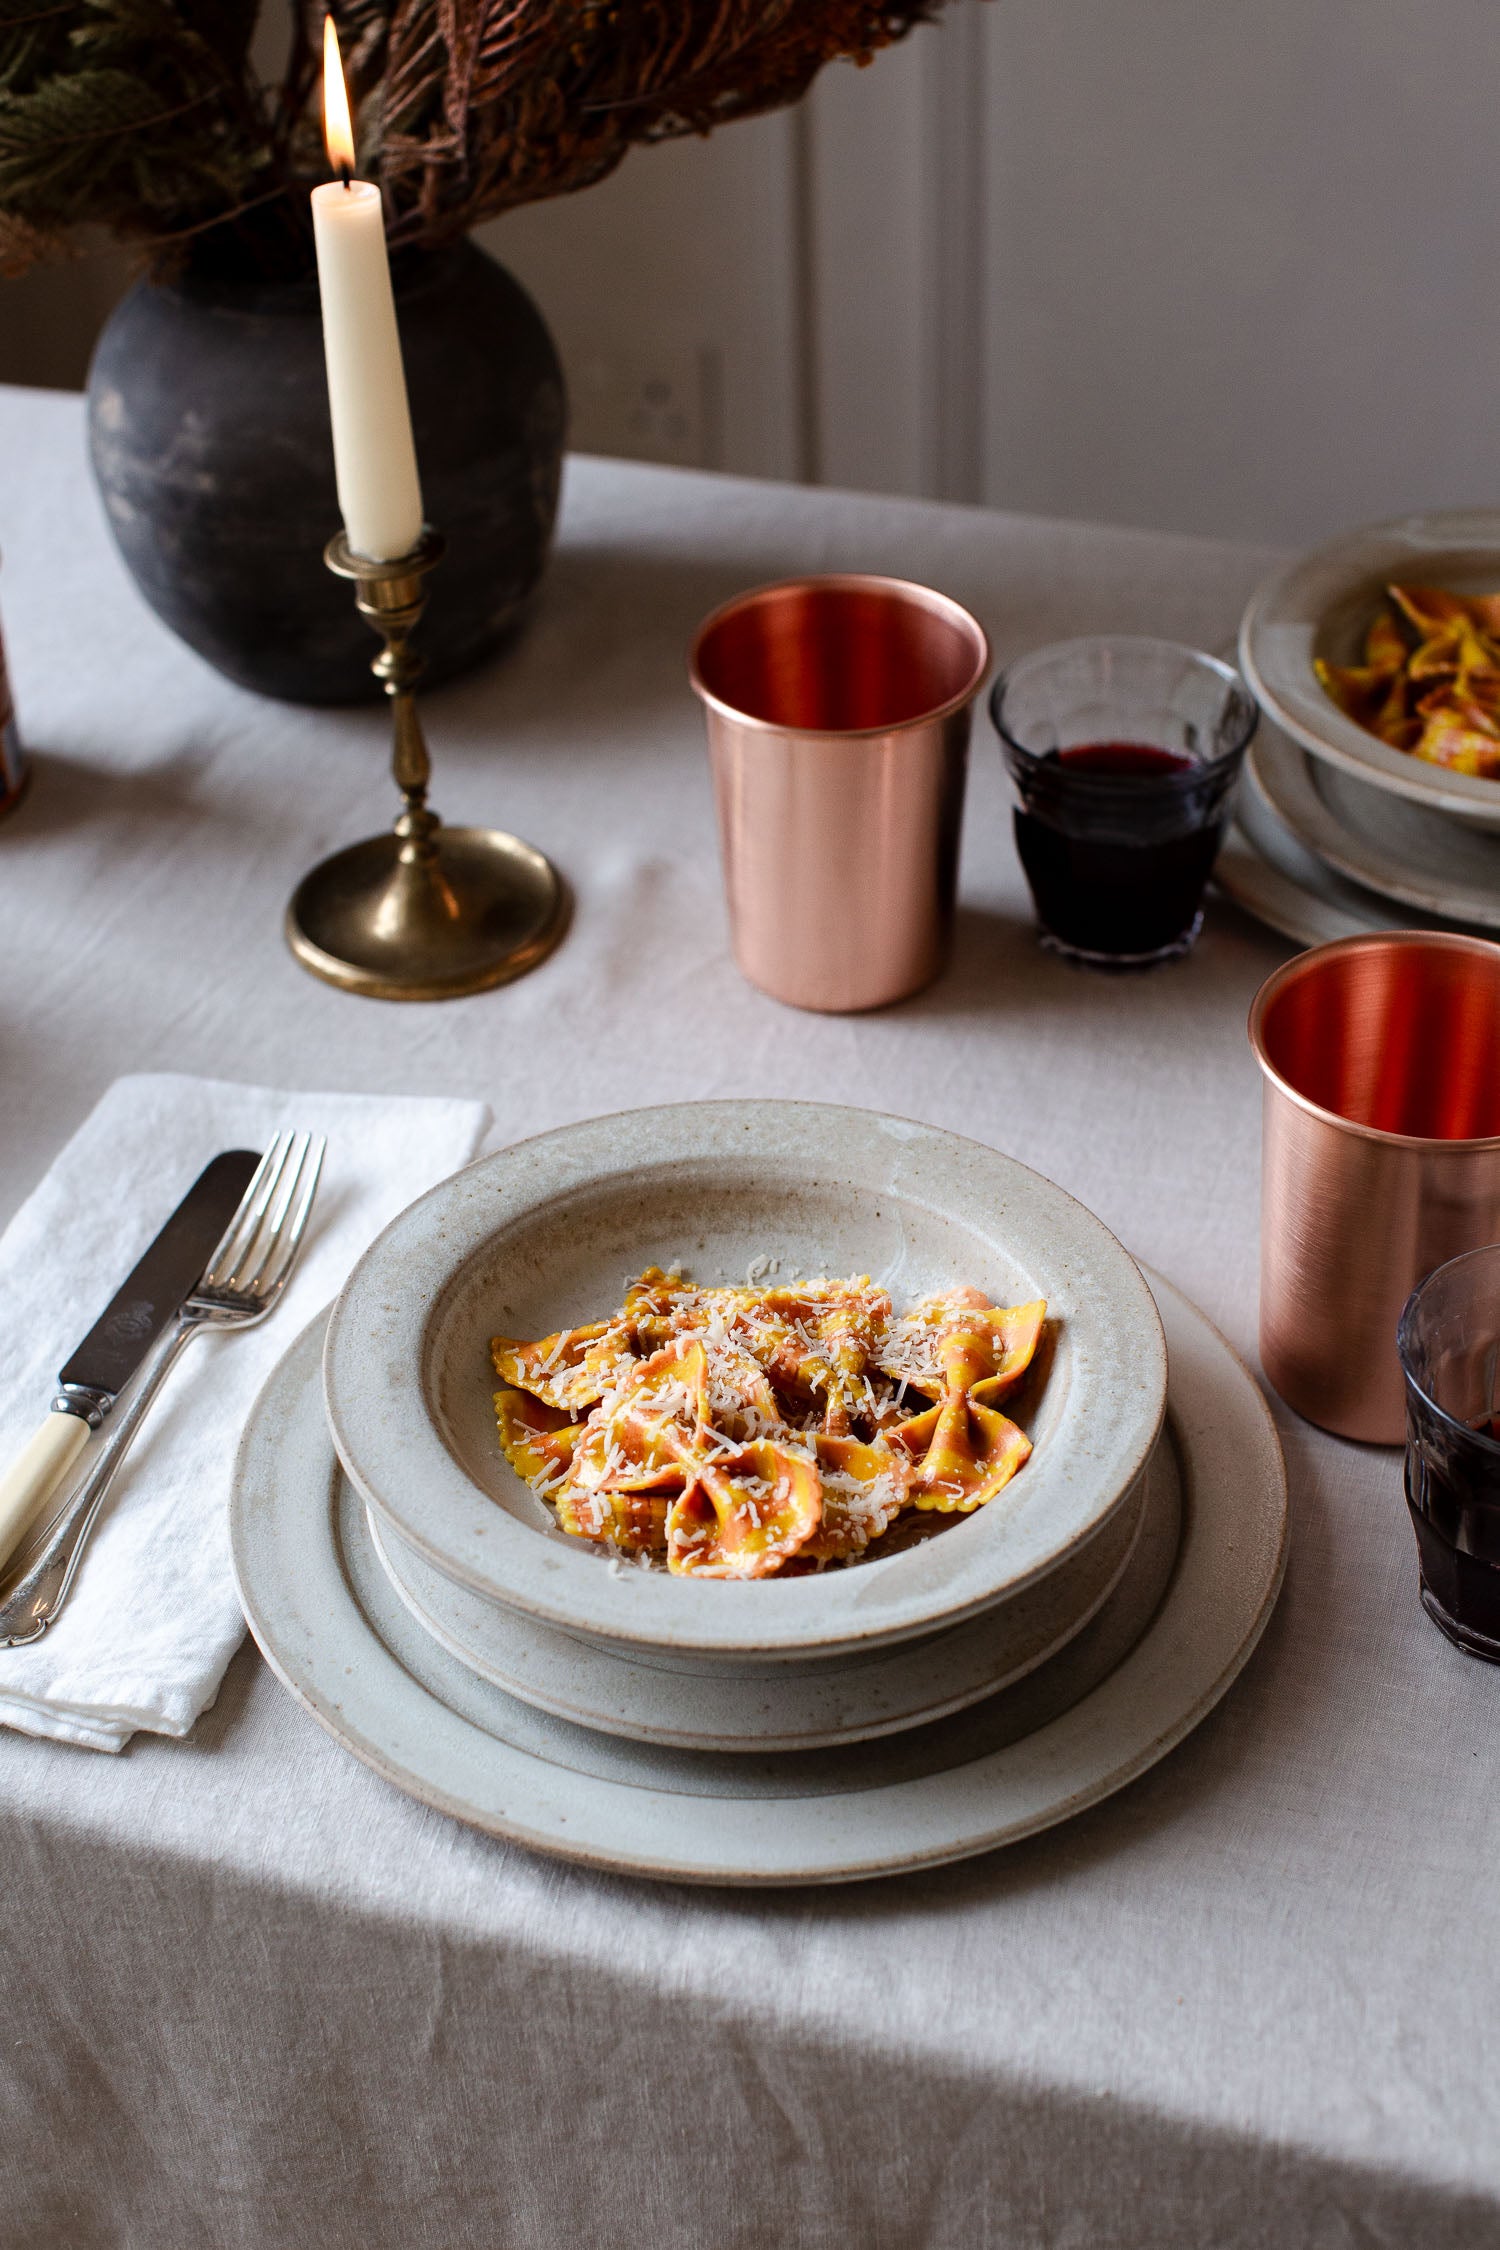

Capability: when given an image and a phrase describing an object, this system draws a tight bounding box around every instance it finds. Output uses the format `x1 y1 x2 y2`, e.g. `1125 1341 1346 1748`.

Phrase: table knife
0 1149 263 1572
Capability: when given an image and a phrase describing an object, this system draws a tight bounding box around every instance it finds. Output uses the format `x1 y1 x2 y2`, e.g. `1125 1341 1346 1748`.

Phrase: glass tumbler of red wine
989 636 1258 966
1399 1244 1500 1662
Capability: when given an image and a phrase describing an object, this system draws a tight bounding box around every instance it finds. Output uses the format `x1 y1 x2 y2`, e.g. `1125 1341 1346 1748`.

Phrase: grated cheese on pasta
491 1269 1046 1581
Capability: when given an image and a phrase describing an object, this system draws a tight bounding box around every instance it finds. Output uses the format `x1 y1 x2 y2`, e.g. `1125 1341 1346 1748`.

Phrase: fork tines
201 1129 326 1303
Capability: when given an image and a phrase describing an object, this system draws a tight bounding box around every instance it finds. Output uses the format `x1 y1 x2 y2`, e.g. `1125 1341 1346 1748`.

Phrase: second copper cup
1250 931 1500 1443
690 575 989 1012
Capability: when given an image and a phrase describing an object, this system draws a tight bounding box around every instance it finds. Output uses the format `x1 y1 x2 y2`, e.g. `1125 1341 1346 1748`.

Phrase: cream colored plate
363 1447 1162 1752
1214 779 1453 951
1250 727 1500 929
229 1272 1287 1886
1240 511 1500 832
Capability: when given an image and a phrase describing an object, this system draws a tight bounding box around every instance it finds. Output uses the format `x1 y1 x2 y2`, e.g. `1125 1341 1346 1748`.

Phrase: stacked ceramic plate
1225 511 1500 947
230 1102 1286 1883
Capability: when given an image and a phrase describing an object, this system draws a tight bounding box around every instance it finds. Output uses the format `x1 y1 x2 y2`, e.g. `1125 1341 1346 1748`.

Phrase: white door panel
978 0 1500 544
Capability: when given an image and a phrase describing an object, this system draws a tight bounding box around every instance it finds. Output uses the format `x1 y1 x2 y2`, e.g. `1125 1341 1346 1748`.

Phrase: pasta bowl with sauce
323 1101 1167 1669
1240 509 1500 831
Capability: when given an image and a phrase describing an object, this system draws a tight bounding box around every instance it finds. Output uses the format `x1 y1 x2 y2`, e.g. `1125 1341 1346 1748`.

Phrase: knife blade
0 1147 263 1569
56 1148 264 1410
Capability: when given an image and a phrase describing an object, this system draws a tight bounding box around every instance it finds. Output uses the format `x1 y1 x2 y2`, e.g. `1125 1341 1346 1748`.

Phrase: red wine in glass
1055 742 1189 778
1406 1408 1500 1653
1010 740 1229 964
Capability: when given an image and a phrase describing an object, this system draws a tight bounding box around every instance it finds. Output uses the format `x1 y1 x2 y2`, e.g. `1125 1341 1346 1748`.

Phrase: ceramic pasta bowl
322 1102 1167 1668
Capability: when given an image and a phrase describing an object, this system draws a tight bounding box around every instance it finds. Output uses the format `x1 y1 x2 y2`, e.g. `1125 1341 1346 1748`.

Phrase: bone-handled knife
0 1149 263 1573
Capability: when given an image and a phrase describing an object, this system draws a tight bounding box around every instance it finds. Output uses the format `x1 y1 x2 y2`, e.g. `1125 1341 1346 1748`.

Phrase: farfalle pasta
1316 585 1500 778
491 1271 1046 1579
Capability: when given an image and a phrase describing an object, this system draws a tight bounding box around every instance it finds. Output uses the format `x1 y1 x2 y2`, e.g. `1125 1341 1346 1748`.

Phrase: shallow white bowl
365 1451 1160 1750
1249 727 1500 929
1240 510 1500 831
323 1102 1167 1666
234 1277 1285 1885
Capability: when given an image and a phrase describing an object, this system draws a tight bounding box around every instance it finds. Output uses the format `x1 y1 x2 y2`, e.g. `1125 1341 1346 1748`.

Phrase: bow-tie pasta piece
940 1299 1046 1398
636 1331 822 1575
891 1390 1033 1514
882 1291 1043 1514
1390 584 1500 643
1316 583 1500 774
556 1476 675 1554
1413 701 1500 777
809 1284 894 1433
553 1339 708 1554
665 1439 822 1578
622 1266 705 1351
494 1387 585 1496
490 1273 1045 1573
1314 657 1417 751
803 1434 909 1560
492 1317 637 1411
877 1290 1045 1397
674 1279 885 1431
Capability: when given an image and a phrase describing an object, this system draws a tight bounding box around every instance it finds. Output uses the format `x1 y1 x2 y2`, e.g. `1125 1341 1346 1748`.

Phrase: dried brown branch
1 0 966 273
328 0 954 248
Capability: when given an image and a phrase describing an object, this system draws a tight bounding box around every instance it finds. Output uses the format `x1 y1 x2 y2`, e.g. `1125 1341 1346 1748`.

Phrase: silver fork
0 1130 326 1649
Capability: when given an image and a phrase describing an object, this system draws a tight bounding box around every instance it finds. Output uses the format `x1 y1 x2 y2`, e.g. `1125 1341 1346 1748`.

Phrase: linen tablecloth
0 384 1493 2250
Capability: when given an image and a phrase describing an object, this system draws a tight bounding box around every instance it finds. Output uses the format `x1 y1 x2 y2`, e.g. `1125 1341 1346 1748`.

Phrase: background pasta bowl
322 1102 1167 1666
1240 510 1500 832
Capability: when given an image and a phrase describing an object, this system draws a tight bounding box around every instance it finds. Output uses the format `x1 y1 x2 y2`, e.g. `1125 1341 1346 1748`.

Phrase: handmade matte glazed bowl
322 1102 1167 1666
1239 510 1500 832
363 1455 1162 1749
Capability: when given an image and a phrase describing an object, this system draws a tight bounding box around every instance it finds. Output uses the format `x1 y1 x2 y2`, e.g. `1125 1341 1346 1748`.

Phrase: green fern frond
0 0 275 270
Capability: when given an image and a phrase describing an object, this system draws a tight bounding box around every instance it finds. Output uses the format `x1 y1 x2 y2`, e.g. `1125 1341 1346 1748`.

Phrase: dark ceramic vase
86 238 565 704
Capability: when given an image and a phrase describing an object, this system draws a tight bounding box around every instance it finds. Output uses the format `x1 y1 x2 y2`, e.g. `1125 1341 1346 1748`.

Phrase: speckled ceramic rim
1219 785 1410 950
1239 510 1500 831
1248 729 1500 931
361 1459 1159 1752
323 1101 1167 1661
233 1274 1287 1885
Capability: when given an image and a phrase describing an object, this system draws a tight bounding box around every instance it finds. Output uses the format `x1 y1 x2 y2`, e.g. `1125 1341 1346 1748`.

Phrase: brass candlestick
286 529 567 1000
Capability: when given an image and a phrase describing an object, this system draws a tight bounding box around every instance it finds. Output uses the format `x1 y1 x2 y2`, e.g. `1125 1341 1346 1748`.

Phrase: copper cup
1249 932 1500 1442
689 574 989 1012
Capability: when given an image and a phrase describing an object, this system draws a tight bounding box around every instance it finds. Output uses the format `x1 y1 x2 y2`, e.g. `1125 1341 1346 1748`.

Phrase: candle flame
322 15 355 179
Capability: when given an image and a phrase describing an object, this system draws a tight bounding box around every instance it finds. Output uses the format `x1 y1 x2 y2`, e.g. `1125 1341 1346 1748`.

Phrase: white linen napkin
0 1072 489 1751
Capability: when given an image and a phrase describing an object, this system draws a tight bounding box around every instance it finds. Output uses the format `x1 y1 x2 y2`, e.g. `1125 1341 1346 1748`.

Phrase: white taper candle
311 18 424 562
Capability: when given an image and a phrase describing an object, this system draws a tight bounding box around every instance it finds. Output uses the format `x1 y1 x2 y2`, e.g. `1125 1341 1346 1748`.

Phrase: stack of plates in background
1225 512 1500 947
230 1103 1287 1885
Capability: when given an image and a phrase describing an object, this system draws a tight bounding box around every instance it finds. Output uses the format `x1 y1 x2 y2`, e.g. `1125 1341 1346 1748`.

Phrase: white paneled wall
482 109 805 484
487 23 984 500
805 35 974 499
494 0 1500 546
978 0 1500 545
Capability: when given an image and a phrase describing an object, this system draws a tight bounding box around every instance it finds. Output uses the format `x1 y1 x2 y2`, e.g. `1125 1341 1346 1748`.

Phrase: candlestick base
285 526 568 1000
287 822 567 1001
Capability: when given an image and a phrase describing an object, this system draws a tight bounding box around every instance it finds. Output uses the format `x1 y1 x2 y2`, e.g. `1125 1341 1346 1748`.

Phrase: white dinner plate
1250 727 1500 930
1212 821 1370 950
1239 511 1500 832
323 1103 1168 1669
230 1273 1287 1886
363 1443 1161 1752
1214 780 1454 951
